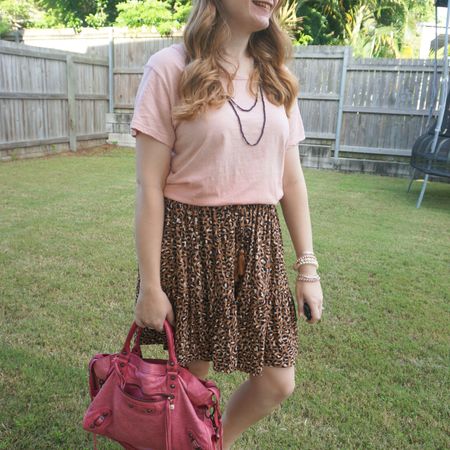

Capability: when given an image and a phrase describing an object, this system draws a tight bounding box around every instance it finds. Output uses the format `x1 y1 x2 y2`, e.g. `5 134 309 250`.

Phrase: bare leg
221 366 295 450
186 359 211 379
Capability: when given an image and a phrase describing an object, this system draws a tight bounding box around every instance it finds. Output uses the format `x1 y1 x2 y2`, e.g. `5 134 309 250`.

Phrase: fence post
108 27 114 114
66 54 77 152
334 46 351 160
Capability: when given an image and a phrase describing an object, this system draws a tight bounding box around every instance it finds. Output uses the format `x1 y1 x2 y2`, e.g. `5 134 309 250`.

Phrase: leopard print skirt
134 196 298 377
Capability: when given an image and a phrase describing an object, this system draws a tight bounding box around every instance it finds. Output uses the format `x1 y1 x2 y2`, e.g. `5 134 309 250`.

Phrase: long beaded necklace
227 82 266 146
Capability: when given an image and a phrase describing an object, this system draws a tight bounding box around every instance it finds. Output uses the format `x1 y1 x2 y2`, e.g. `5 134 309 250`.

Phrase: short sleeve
130 64 176 149
286 99 306 147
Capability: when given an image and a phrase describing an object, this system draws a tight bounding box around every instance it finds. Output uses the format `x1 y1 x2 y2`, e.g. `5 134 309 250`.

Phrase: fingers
298 297 323 324
297 296 305 319
295 284 305 319
307 302 322 324
167 309 176 328
134 310 175 332
134 316 146 329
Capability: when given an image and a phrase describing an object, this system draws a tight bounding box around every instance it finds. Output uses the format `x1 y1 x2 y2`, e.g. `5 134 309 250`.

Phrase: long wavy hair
172 0 299 121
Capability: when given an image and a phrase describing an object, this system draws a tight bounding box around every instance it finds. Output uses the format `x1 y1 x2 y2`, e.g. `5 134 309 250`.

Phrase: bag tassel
237 248 245 277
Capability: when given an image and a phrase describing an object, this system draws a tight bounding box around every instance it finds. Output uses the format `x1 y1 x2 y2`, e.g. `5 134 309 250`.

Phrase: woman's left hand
296 278 323 324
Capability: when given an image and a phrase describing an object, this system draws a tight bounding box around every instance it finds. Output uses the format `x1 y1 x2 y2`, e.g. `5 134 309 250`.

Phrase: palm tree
344 1 400 57
296 0 434 57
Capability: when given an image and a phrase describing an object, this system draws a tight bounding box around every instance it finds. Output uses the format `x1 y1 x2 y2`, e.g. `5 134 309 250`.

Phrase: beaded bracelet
292 252 319 271
293 252 320 282
293 257 318 270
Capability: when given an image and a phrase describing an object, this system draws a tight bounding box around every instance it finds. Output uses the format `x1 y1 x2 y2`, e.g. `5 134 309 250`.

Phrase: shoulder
144 43 187 79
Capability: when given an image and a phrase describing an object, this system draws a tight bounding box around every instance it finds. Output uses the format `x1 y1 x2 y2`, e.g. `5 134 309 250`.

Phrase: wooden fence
0 40 109 160
288 45 444 176
0 28 442 175
106 35 442 176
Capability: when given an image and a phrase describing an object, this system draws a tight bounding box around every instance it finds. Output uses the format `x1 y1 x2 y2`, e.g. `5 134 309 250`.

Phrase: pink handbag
82 320 223 450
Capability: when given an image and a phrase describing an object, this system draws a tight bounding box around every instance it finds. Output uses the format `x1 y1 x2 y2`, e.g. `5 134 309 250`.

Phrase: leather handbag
82 319 223 450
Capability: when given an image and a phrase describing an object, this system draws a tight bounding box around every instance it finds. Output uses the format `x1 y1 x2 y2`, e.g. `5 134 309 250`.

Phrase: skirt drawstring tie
234 248 246 279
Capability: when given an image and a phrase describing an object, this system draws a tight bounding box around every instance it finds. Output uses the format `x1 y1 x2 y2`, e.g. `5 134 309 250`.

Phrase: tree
295 0 435 57
114 0 191 35
0 0 43 33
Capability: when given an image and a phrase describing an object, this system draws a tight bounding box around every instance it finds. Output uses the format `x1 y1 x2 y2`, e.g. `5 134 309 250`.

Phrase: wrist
139 281 162 292
297 264 318 276
295 250 314 259
296 272 321 282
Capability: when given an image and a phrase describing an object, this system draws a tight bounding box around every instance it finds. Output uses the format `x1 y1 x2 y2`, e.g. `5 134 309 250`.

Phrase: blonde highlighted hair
172 0 299 121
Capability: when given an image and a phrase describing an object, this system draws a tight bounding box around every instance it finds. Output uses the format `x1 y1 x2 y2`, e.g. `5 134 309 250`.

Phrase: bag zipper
120 387 171 403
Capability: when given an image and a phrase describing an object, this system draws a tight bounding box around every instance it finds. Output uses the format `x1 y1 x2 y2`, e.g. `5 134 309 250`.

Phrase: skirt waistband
164 196 277 211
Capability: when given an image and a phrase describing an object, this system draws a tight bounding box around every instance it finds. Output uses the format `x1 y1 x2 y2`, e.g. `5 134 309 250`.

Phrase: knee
250 366 296 402
270 378 296 401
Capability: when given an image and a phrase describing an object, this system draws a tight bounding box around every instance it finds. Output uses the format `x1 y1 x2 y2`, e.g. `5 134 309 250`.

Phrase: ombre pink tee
130 43 306 206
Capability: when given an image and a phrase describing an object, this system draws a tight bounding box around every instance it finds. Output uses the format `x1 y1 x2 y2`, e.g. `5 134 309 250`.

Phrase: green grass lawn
1 146 449 450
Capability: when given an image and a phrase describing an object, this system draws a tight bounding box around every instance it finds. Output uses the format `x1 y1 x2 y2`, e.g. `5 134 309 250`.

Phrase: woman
130 0 324 448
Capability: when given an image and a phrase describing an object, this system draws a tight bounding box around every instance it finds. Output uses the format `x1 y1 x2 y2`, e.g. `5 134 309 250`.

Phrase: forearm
134 185 165 290
279 177 316 273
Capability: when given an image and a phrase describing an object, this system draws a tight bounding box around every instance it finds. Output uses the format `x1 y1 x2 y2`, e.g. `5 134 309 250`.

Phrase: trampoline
408 0 450 207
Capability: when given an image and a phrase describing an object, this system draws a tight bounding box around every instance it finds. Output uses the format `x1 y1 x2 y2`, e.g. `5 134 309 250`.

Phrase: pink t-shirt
130 43 306 206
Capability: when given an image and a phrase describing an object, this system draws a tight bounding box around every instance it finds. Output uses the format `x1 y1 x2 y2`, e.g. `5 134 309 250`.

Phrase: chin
226 2 274 35
251 19 271 32
246 12 272 32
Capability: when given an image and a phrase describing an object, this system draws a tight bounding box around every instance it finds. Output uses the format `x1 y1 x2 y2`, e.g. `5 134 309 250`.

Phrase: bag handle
121 320 178 366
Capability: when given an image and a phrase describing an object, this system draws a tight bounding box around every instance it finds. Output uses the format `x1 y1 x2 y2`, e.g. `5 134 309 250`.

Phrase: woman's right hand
134 285 175 332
